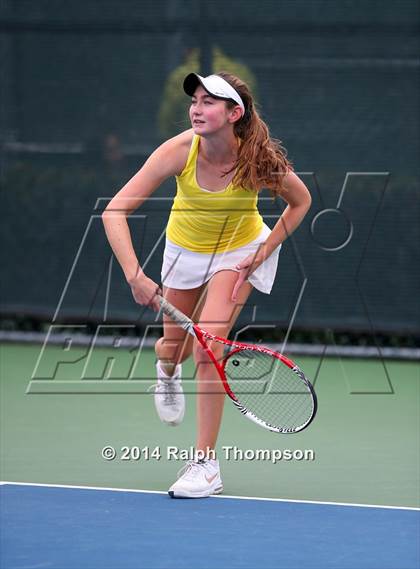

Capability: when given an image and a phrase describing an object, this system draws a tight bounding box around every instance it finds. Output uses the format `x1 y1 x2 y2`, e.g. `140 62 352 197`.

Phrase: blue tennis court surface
1 483 419 569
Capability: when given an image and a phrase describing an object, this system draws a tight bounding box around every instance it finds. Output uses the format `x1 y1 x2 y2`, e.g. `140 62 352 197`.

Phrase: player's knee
193 337 224 365
192 341 206 363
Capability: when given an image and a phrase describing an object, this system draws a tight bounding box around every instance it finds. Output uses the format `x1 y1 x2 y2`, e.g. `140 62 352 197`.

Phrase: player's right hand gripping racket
158 295 317 434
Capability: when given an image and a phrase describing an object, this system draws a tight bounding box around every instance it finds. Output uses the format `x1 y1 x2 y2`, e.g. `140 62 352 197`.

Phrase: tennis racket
158 295 317 434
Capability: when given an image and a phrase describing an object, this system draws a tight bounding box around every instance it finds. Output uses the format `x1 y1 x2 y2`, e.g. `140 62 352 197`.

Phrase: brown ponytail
217 71 293 195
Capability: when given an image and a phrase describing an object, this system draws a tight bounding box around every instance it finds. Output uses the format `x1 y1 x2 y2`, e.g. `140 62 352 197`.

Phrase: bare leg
193 271 253 454
155 285 206 376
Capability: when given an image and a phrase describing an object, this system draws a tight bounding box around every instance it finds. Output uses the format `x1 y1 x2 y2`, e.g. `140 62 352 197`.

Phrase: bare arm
232 171 312 302
102 130 192 310
255 170 312 262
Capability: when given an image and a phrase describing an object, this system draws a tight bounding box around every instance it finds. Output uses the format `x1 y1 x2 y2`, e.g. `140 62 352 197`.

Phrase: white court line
1 481 419 511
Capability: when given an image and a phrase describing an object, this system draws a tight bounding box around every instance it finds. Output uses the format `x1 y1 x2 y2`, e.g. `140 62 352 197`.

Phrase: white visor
183 73 245 115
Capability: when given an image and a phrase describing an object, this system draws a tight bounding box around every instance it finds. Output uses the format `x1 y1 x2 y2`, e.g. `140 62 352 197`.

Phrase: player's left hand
231 254 261 303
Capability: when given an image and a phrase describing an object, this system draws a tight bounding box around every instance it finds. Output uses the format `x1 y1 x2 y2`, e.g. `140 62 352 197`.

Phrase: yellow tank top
166 135 263 253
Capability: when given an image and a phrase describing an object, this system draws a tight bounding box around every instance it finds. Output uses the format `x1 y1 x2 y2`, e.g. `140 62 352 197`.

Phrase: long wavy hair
217 71 293 195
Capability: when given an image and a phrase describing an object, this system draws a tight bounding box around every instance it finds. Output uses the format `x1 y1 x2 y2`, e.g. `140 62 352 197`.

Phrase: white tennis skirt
161 223 281 294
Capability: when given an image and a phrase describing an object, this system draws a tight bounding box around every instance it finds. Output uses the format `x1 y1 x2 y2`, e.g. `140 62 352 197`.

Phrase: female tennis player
102 71 312 498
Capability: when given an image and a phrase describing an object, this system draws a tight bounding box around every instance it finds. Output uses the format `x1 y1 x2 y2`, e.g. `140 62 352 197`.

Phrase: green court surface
1 343 419 508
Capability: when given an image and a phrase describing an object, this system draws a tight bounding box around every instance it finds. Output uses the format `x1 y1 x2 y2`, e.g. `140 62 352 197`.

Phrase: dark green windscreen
1 1 419 334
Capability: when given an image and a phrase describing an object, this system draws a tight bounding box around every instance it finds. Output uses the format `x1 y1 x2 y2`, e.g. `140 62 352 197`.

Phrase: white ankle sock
157 361 180 379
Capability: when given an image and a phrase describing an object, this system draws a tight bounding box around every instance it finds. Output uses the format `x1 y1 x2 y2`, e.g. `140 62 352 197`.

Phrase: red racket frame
192 324 317 433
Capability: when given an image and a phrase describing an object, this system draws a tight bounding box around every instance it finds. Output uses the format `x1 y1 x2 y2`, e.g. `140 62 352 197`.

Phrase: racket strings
223 349 314 430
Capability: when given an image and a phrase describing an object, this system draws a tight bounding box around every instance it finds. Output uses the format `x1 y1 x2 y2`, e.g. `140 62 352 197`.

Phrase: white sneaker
154 362 185 426
168 458 223 498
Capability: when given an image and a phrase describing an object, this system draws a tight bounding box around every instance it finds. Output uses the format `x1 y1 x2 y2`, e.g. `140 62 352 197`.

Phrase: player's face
189 86 231 134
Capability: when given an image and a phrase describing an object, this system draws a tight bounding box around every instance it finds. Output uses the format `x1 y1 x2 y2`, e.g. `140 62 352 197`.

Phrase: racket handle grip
157 295 195 335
